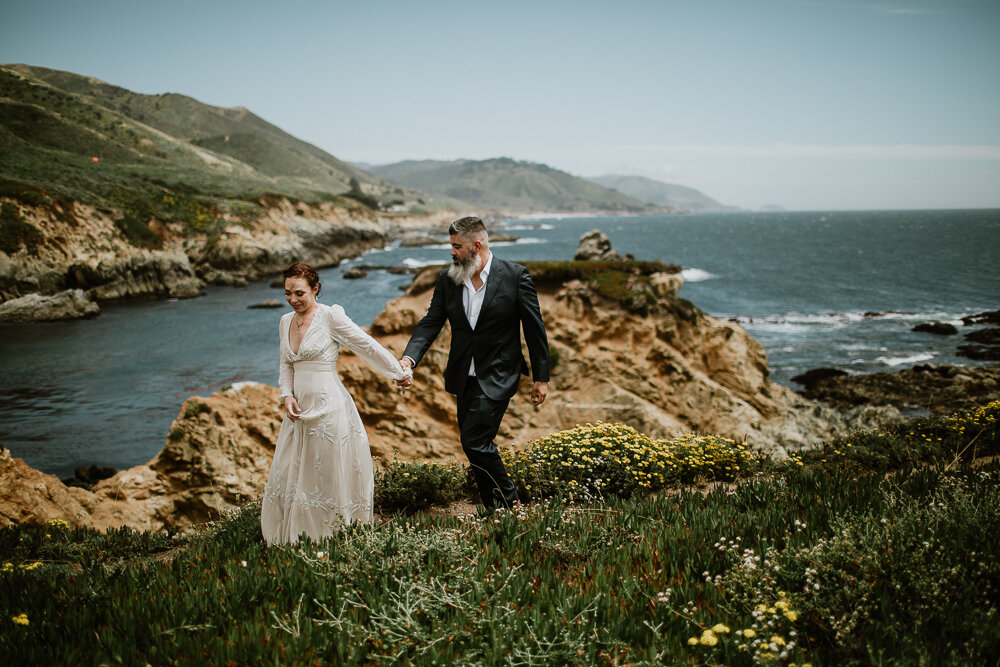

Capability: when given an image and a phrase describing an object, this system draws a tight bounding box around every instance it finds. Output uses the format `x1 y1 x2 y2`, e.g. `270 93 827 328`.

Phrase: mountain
0 63 414 207
587 174 736 213
369 158 654 214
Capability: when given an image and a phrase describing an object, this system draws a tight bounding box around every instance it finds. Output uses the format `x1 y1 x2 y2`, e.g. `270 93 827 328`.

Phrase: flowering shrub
500 422 758 500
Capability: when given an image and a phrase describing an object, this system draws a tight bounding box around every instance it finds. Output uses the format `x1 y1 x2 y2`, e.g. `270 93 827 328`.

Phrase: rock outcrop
797 363 1000 415
0 383 282 531
0 289 100 322
573 229 632 261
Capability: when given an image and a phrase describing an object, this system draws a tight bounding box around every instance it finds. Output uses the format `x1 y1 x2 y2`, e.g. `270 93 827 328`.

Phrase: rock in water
0 289 100 322
343 268 368 279
912 322 958 336
62 465 117 489
963 327 1000 345
573 230 631 261
248 299 284 309
791 367 849 390
957 345 1000 361
962 310 1000 325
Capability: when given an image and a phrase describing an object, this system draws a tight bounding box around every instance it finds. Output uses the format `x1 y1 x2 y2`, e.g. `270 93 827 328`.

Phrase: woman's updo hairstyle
283 262 321 296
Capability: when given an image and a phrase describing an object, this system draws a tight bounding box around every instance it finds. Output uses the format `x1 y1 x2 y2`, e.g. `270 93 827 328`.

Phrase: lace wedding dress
261 303 409 544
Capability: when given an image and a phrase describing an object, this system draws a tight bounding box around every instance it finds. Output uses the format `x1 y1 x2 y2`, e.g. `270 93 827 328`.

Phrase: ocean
1 209 997 478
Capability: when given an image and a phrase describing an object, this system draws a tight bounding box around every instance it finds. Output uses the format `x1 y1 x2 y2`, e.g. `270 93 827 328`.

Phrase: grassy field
2 402 998 665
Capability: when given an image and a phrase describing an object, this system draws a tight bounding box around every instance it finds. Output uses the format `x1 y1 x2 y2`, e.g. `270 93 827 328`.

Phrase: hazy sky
2 0 999 210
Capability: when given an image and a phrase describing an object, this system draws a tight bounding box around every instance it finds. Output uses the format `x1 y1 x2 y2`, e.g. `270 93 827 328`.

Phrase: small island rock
248 299 284 309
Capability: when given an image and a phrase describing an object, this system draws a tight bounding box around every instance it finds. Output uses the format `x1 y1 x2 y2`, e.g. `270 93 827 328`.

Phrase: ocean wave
497 237 547 246
731 309 967 328
502 224 555 231
402 258 444 269
875 353 935 366
681 268 718 282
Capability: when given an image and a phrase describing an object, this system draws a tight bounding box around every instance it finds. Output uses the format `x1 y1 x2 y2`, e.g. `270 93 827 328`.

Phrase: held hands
283 395 302 420
396 357 414 391
531 381 548 407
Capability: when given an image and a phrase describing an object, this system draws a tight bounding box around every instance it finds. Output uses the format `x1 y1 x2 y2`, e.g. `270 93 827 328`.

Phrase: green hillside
0 64 415 214
370 158 655 213
588 174 737 213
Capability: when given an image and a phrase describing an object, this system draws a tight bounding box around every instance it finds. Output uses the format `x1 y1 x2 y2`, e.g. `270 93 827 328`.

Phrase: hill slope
0 63 410 206
588 174 736 212
0 64 449 312
370 158 655 214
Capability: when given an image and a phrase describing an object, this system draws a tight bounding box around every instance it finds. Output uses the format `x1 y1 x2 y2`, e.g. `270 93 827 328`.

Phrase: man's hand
531 381 548 407
283 395 302 420
396 357 414 389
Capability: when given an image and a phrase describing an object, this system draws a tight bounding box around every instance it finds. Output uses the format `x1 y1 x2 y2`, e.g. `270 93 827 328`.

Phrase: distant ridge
587 174 737 213
0 63 415 206
369 158 656 214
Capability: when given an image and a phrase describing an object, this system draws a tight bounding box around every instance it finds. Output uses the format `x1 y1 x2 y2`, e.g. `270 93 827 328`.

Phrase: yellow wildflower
11 613 29 626
743 628 756 638
699 630 719 646
712 623 731 634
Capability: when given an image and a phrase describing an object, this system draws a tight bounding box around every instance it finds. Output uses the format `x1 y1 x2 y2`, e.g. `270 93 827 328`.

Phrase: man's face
450 235 478 266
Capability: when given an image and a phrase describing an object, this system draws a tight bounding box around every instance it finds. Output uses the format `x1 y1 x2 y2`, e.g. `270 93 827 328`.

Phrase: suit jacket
403 257 550 401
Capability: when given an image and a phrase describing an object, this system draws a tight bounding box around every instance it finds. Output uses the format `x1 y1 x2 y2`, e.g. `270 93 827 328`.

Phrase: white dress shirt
463 251 492 375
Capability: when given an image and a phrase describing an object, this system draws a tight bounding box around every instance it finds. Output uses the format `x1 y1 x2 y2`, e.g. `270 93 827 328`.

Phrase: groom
397 216 550 509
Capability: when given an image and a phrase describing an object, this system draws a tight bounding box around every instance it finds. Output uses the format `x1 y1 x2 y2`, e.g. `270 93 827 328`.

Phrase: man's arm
517 266 550 386
402 272 449 368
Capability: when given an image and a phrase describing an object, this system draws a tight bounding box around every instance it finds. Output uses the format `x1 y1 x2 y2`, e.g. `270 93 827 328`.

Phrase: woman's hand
283 395 302 420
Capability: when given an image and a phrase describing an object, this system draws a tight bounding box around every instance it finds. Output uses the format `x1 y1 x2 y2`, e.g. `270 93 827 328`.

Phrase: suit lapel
477 258 504 330
446 277 474 331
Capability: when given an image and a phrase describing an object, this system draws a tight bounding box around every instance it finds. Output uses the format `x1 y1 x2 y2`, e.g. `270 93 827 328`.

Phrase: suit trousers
457 377 519 509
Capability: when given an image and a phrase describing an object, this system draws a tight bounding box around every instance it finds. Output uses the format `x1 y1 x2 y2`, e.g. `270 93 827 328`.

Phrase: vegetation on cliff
0 64 431 255
2 402 998 665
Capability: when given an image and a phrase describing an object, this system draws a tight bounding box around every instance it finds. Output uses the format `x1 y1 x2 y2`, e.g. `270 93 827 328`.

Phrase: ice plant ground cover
1 402 998 665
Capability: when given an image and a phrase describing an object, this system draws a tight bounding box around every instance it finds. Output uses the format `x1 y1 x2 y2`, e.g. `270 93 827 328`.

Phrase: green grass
2 402 999 665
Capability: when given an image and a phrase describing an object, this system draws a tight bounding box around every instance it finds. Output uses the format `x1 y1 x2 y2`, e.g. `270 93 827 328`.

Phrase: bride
261 262 412 544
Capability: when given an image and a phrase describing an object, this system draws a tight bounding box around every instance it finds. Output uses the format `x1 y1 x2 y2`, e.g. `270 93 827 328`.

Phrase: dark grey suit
403 257 549 507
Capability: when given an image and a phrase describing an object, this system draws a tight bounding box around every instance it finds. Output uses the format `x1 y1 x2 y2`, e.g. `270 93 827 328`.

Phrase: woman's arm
328 305 411 381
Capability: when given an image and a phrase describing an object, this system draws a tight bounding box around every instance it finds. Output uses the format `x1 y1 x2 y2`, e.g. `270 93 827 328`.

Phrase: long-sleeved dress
261 303 408 544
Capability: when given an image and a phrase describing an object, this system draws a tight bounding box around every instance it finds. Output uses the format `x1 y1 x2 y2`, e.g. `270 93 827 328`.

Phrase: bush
792 400 1000 472
374 458 470 512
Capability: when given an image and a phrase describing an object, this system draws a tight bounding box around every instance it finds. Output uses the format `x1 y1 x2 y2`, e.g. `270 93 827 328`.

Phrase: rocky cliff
0 262 900 531
341 262 898 460
0 196 406 321
0 382 281 531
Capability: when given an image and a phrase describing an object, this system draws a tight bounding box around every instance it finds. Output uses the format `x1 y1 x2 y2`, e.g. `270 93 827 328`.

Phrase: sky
2 0 999 211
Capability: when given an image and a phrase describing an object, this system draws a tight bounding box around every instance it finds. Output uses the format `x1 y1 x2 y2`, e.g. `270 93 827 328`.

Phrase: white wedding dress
261 303 409 544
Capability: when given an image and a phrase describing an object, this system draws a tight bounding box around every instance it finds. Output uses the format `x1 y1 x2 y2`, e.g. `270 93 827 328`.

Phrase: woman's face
284 276 318 313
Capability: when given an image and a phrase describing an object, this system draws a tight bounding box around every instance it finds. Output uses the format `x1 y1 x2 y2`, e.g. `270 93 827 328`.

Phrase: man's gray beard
447 252 483 285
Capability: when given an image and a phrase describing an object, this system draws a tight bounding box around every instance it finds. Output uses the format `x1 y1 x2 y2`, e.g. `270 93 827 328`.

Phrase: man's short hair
449 216 489 245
